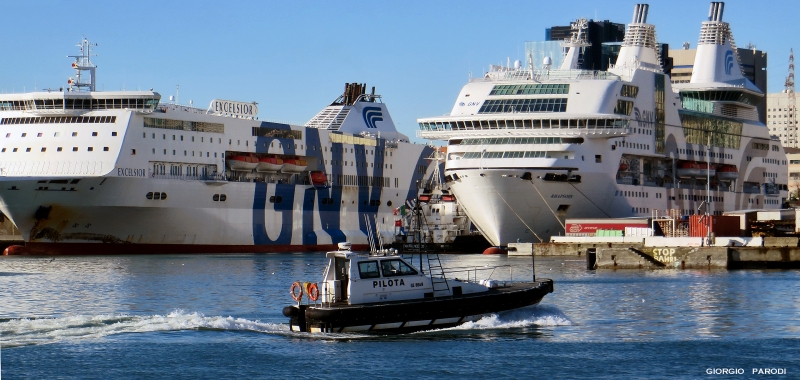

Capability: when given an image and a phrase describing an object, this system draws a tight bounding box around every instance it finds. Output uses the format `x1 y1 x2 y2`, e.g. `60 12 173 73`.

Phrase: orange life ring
290 281 303 301
307 283 320 302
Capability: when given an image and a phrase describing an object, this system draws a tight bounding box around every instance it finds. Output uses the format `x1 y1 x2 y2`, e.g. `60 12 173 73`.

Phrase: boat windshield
380 259 418 277
358 261 381 279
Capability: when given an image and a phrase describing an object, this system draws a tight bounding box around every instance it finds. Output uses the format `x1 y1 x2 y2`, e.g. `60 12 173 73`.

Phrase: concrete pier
525 237 800 269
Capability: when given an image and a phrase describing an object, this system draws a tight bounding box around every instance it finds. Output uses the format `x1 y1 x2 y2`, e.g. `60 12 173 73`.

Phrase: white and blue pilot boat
283 242 553 333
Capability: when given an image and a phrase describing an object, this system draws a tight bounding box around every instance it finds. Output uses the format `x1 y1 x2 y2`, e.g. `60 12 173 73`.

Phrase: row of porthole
146 192 167 200
1 147 110 152
320 197 392 207
212 194 227 202
6 131 117 138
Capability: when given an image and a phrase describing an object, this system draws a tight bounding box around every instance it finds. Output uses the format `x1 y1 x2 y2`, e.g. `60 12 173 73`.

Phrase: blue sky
1 0 797 142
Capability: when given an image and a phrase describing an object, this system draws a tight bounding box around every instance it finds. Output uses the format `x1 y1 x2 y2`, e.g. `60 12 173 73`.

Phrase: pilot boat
282 242 553 333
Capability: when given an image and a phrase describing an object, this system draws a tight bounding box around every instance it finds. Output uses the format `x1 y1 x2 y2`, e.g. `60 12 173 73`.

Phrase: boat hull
285 279 553 333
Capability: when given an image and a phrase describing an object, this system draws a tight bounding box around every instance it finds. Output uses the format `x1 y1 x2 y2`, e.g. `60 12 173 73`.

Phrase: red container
688 215 740 237
565 218 649 236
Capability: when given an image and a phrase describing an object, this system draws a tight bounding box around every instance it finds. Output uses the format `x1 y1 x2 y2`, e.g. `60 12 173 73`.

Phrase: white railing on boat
470 69 621 83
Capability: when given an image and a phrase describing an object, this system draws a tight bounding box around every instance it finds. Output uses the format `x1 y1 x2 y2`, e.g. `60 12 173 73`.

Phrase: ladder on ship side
426 253 450 296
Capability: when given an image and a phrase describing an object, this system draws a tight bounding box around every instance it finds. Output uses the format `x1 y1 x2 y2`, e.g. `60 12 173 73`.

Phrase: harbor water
1 253 798 378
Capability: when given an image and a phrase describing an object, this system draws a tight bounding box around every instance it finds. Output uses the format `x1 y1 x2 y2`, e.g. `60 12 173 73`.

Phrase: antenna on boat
67 38 97 92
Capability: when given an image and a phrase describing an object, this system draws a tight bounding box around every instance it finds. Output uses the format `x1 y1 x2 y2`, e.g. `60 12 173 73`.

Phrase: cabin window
358 261 380 279
380 259 418 277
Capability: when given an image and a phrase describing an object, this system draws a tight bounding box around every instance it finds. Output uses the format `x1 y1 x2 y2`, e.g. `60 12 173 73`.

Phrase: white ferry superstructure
417 2 788 246
0 40 434 255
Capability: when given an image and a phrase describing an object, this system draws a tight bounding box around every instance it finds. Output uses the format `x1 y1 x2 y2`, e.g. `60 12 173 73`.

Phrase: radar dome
513 60 521 69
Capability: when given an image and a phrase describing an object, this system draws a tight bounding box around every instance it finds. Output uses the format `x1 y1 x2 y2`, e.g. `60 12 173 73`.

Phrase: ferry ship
0 40 434 255
417 2 788 246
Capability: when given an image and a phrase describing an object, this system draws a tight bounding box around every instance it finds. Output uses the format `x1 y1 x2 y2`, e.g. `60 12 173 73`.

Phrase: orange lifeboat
716 165 738 180
418 194 431 202
310 171 327 186
226 154 258 171
441 194 456 202
282 157 308 173
676 161 715 178
256 156 284 172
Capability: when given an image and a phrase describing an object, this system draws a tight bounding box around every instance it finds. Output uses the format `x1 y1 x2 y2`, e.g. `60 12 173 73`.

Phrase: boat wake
0 310 288 348
447 304 573 331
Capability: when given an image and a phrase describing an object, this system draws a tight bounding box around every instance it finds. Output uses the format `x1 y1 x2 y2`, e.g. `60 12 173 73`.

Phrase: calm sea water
1 253 798 379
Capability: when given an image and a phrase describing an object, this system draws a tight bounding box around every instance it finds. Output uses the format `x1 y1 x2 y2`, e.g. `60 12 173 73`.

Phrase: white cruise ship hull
0 77 431 254
418 3 789 247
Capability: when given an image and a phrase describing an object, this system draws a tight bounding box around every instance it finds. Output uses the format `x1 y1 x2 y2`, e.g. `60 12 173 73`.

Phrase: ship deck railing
469 69 621 83
442 264 522 283
418 125 630 140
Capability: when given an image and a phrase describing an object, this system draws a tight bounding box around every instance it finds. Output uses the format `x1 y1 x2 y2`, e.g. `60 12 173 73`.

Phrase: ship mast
786 49 796 148
67 38 97 92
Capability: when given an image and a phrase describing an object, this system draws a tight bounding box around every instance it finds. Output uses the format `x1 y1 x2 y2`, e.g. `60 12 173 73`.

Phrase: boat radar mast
67 38 97 92
559 18 591 70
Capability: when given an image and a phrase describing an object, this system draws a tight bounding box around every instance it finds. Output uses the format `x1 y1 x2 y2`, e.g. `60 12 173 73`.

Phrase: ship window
112 132 117 136
88 147 93 152
358 261 381 279
380 259 418 277
92 132 98 136
104 147 109 151
146 192 154 200
12 148 17 152
1 148 5 152
41 147 46 152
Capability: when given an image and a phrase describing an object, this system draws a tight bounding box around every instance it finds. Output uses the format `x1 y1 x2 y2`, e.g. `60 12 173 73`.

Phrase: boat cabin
320 243 486 305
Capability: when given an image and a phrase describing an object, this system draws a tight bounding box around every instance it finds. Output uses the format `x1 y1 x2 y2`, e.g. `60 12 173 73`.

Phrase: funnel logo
724 50 734 75
362 107 383 129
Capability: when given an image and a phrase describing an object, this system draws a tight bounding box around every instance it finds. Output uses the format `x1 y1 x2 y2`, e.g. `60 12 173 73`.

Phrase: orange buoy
290 281 304 301
307 283 320 302
482 247 504 255
3 245 26 255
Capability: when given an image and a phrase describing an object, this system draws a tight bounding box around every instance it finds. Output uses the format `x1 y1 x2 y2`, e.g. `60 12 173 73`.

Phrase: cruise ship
0 40 434 255
417 2 788 246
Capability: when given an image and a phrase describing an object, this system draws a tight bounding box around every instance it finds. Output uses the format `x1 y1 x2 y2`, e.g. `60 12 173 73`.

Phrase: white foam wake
0 310 287 347
448 305 573 331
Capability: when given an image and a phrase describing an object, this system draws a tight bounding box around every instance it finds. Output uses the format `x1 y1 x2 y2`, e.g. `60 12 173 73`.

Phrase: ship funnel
632 3 649 24
689 1 758 91
612 3 662 72
708 2 724 22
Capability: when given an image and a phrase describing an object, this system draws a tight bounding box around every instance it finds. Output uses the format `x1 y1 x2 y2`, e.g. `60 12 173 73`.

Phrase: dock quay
509 237 800 269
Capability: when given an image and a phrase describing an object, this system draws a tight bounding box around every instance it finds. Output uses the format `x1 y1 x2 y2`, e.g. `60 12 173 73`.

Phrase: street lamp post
706 135 712 246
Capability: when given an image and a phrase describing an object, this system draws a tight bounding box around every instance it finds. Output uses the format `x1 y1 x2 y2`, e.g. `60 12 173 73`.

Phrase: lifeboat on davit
282 158 308 173
256 156 284 172
676 161 715 178
310 171 327 186
716 165 738 180
226 154 258 171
